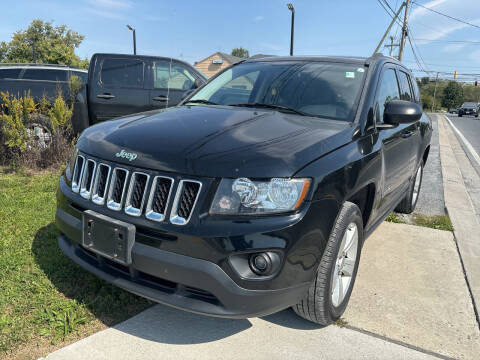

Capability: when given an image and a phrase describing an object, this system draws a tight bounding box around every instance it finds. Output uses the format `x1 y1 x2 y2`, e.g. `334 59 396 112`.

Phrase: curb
436 114 480 327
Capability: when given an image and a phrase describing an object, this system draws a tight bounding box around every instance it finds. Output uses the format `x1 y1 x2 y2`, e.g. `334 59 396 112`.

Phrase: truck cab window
100 58 144 88
153 62 196 90
375 68 400 123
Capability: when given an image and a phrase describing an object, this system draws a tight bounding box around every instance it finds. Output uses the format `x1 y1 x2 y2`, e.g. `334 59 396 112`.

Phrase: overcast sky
1 0 480 79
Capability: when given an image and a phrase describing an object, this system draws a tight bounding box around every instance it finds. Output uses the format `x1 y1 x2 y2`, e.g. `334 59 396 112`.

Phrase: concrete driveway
46 222 479 360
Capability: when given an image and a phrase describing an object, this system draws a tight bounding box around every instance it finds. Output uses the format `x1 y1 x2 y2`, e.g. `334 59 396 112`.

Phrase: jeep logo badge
115 149 137 162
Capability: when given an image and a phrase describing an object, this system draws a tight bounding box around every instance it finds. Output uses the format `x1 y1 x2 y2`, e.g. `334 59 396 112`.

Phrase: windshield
462 102 477 107
188 61 367 121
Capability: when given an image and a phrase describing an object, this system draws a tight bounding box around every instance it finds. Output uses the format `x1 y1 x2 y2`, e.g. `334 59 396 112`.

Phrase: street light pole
126 25 136 55
287 3 295 56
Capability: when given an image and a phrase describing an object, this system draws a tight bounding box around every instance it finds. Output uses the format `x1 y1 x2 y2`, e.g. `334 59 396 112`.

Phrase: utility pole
287 4 295 56
384 36 399 57
373 2 406 56
398 0 411 61
432 72 439 113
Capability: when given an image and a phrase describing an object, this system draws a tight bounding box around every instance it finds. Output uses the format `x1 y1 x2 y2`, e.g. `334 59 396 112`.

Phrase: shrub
0 91 74 170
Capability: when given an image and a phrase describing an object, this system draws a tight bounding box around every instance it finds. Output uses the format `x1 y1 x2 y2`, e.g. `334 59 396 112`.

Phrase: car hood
78 105 354 178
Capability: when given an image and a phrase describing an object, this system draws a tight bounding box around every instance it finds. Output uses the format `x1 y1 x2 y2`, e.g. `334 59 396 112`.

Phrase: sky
1 0 480 80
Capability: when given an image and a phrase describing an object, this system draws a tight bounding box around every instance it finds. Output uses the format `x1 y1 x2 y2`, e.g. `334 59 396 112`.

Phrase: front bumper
55 173 332 318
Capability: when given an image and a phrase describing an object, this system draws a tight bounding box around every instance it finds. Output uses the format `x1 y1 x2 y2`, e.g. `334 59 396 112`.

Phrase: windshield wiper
185 99 218 105
229 103 309 116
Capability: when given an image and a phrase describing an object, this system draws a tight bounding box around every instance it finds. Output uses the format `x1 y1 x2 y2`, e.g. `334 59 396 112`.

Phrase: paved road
446 114 480 162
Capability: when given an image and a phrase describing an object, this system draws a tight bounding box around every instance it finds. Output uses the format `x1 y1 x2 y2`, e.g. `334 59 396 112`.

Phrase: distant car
450 109 458 114
0 63 87 101
458 102 479 117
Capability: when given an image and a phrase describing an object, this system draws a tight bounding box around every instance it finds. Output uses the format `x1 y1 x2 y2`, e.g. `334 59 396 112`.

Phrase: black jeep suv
56 55 431 325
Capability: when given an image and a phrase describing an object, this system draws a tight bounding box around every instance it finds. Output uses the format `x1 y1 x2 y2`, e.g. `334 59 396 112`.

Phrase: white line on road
444 115 480 168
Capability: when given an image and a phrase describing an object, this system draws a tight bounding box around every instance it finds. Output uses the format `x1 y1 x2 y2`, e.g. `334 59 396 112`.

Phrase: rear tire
395 160 423 214
293 202 363 325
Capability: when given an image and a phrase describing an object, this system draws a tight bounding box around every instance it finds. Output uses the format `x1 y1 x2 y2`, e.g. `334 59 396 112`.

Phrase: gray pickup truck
0 54 207 134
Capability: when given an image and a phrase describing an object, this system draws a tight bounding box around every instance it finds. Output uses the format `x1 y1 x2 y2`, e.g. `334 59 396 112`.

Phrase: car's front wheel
293 201 363 325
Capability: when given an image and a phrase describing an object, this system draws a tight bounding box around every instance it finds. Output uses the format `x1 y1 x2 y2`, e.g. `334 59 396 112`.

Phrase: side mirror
194 78 203 89
384 100 422 125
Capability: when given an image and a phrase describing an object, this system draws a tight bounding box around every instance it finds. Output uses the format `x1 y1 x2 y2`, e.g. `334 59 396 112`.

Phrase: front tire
395 160 424 214
293 202 363 325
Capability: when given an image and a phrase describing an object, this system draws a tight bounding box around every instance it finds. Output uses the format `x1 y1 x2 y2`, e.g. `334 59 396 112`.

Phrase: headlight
210 177 311 215
66 147 78 181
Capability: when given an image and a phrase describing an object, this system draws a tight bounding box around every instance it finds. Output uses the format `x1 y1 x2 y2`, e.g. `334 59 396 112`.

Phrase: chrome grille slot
125 172 150 217
92 164 111 205
107 168 129 211
170 180 202 225
71 155 85 193
145 176 174 222
80 159 96 199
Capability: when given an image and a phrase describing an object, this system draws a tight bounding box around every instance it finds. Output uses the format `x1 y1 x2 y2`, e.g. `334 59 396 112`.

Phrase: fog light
249 252 281 276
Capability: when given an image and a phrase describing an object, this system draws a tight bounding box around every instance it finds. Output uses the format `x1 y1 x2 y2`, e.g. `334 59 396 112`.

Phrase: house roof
195 52 244 65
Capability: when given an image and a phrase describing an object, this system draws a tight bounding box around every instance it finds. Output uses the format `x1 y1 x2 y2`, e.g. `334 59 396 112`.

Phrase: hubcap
331 222 358 307
412 166 422 206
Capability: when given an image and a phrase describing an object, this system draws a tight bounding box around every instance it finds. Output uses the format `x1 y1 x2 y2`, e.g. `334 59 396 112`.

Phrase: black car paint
56 55 432 317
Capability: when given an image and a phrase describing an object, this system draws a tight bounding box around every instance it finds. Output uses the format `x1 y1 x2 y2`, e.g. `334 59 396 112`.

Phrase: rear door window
397 70 413 101
153 61 197 90
22 69 67 81
100 58 144 88
0 68 22 79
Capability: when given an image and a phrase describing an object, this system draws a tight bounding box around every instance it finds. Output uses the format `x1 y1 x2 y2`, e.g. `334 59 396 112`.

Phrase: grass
0 169 151 359
411 214 454 232
385 211 454 232
385 212 406 224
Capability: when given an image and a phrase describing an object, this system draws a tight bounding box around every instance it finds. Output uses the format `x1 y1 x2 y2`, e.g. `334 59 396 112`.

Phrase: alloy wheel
331 222 358 307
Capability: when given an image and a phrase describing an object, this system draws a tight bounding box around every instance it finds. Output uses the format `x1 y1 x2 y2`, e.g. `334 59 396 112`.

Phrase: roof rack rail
0 63 71 68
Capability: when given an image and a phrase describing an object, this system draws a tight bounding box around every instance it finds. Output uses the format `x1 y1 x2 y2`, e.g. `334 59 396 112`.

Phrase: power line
413 38 480 44
412 1 480 30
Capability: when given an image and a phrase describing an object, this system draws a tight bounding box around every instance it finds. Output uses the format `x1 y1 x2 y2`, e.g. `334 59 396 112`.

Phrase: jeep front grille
92 164 111 205
145 176 174 222
107 168 129 211
124 172 149 216
70 154 202 225
170 180 202 226
80 159 96 199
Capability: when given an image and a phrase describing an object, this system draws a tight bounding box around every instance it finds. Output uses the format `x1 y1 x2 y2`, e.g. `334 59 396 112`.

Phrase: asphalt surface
446 114 480 158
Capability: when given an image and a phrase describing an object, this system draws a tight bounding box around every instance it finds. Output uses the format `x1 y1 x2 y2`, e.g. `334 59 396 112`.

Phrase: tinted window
101 58 144 88
397 70 413 101
375 68 400 123
72 71 88 83
0 68 22 79
22 69 67 81
411 76 420 103
190 62 367 121
153 61 196 90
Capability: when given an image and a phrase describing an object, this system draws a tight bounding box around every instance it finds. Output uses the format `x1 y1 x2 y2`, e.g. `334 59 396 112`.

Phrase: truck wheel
395 160 424 214
293 201 363 325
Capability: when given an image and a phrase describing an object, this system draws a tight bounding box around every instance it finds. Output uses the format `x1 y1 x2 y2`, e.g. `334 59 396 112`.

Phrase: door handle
401 131 413 138
152 96 169 102
97 93 115 99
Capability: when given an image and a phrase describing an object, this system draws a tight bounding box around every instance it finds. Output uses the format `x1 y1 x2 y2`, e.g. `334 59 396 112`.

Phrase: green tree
231 47 249 58
0 19 88 69
441 81 463 110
